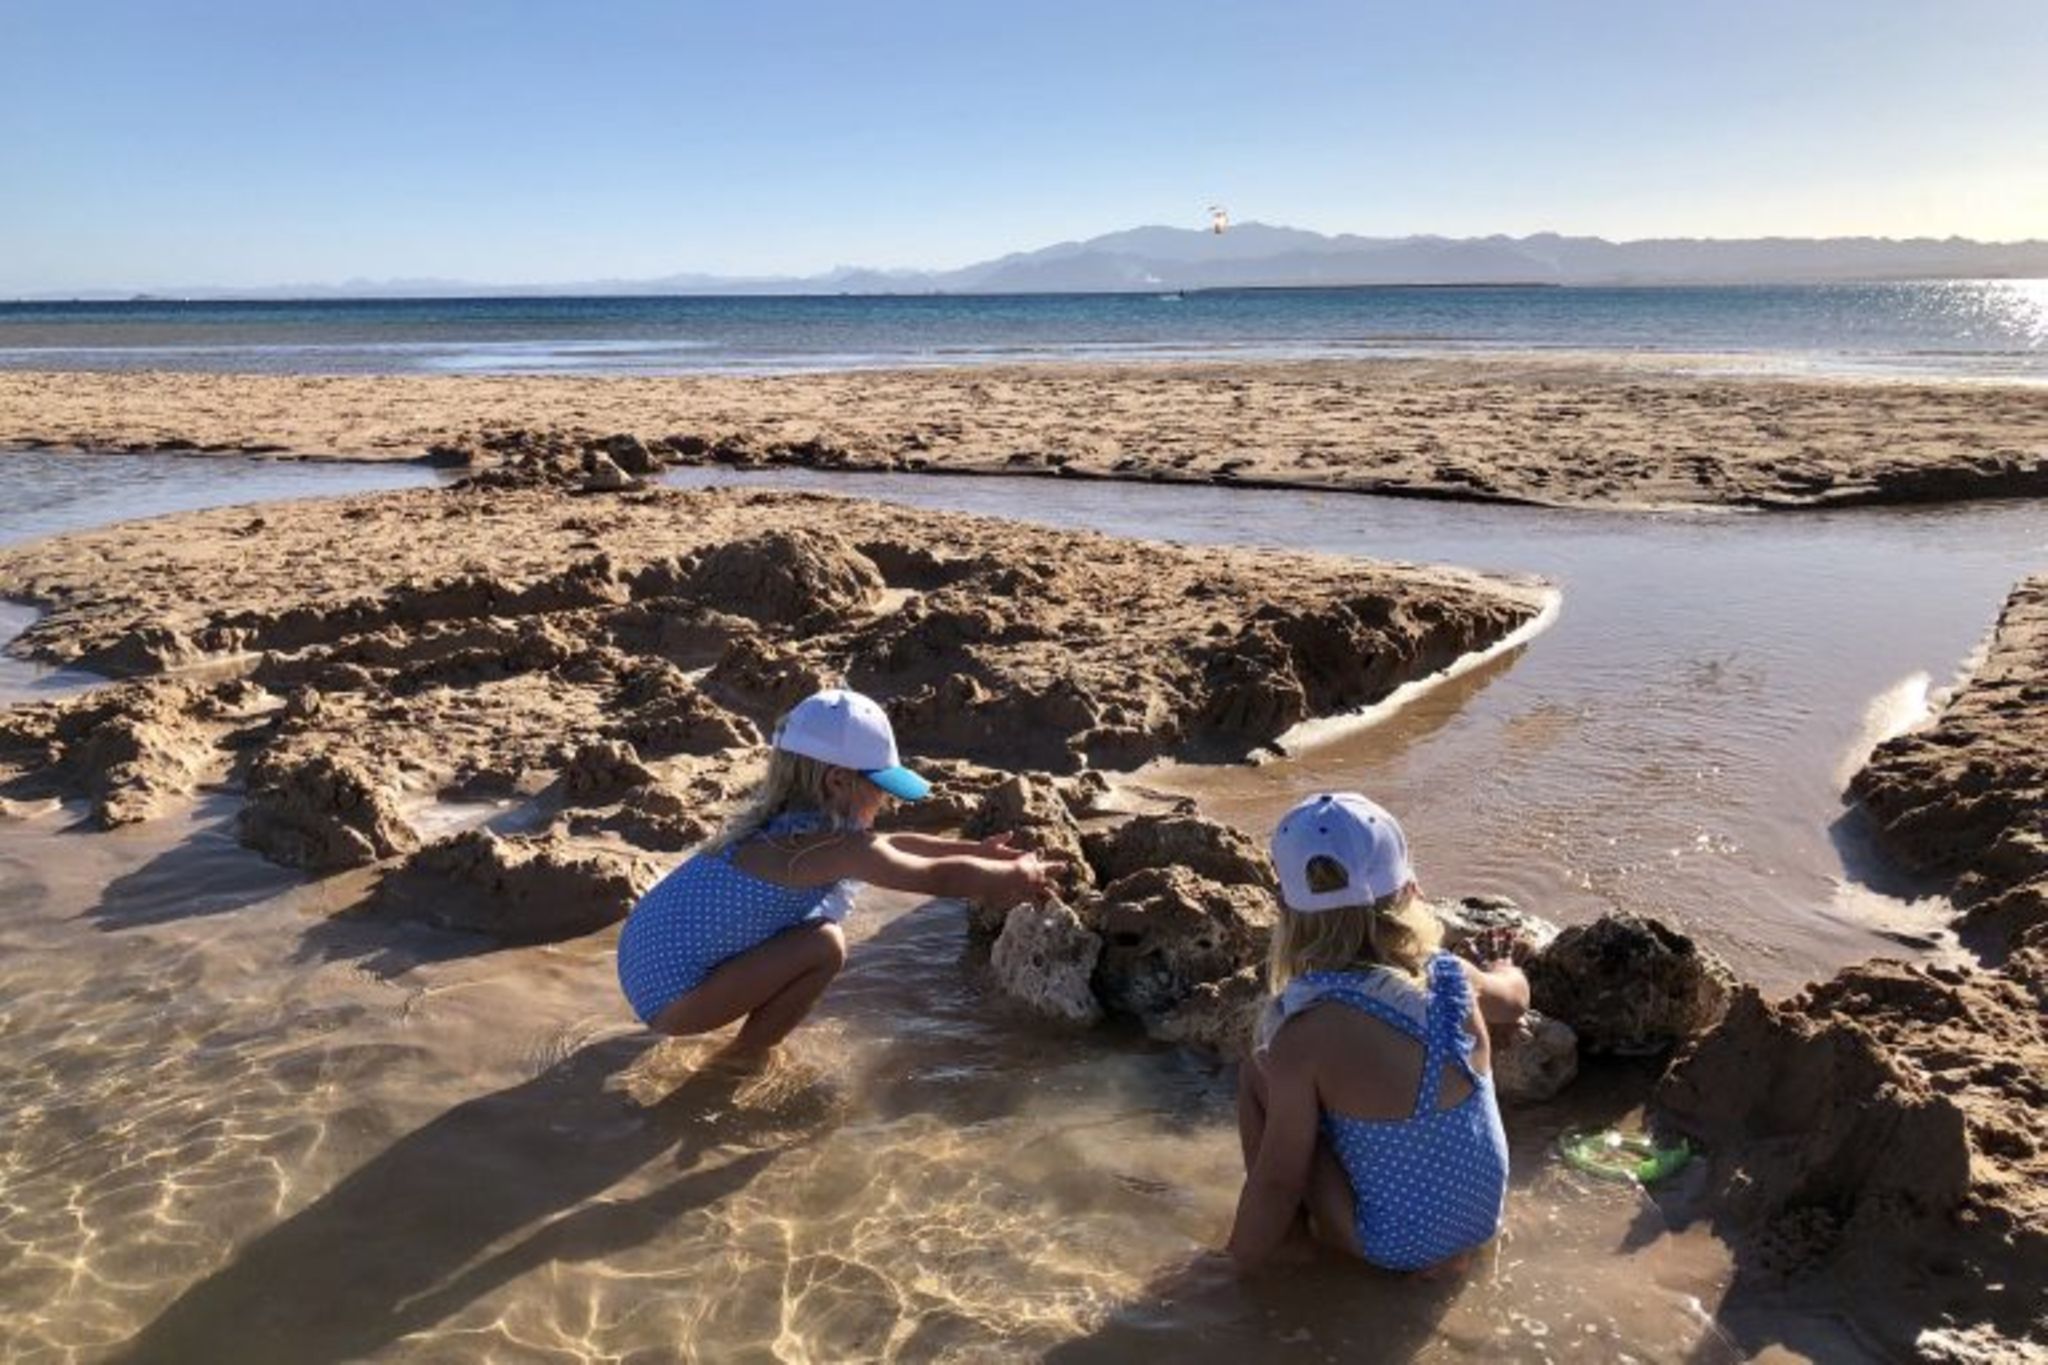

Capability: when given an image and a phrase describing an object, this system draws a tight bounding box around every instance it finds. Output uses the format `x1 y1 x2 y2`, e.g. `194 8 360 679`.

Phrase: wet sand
2 443 2045 1358
4 356 2046 508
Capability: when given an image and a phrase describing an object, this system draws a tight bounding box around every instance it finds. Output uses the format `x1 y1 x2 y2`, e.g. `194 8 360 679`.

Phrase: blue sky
3 0 2043 291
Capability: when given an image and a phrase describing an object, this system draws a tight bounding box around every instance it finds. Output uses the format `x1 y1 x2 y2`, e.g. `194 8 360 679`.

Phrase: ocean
1 280 2043 379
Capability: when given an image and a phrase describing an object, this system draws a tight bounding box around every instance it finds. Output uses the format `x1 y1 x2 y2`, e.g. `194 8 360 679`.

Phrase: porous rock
1434 894 1561 963
1090 865 1276 1023
989 900 1104 1026
1081 813 1277 892
963 774 1093 931
1524 911 1732 1053
1488 1010 1579 1104
1148 966 1266 1055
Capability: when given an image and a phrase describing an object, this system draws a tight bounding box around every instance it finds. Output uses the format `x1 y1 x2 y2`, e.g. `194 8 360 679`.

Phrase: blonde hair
1267 855 1441 992
702 749 848 856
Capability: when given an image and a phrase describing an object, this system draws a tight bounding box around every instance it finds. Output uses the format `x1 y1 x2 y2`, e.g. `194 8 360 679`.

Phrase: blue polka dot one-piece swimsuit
1282 953 1510 1270
616 811 860 1026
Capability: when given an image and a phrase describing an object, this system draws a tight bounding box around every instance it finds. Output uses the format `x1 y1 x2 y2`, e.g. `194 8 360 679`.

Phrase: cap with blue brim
861 765 931 801
775 687 929 803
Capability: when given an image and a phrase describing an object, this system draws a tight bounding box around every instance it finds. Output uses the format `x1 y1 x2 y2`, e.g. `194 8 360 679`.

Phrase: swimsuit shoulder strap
1413 952 1480 1116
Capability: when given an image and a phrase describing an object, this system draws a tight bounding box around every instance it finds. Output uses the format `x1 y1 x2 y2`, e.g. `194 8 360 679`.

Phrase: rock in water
990 900 1104 1026
579 453 640 493
1434 894 1560 962
1489 1010 1579 1104
1091 866 1276 1023
1524 911 1733 1053
239 750 418 871
1148 966 1266 1056
1081 813 1277 892
963 774 1093 936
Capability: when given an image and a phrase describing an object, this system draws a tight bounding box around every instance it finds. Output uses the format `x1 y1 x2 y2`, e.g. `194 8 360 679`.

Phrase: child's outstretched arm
881 830 1035 861
1226 1044 1319 1274
794 831 1067 906
1458 956 1531 1026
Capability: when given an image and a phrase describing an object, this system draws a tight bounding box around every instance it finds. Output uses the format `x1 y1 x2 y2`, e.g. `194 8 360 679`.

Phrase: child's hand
1456 926 1521 968
999 850 1072 905
974 830 1035 862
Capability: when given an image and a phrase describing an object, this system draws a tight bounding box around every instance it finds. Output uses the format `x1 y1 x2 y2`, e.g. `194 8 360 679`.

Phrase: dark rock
1525 912 1733 1053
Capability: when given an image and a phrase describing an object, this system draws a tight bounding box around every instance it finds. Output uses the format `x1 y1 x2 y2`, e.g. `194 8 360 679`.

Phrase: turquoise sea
1 281 2043 379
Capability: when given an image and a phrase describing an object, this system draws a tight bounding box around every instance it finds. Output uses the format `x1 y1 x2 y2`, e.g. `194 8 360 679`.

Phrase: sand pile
1654 574 2048 1357
1852 575 2048 951
5 359 2045 509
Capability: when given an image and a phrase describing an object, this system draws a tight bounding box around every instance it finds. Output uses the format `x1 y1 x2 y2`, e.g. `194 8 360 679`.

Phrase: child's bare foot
705 1040 781 1078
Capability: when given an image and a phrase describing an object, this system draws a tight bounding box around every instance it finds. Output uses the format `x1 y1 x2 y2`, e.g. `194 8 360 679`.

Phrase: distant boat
1156 291 1186 302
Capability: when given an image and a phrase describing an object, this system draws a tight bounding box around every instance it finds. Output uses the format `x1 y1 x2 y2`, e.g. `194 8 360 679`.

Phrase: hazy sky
4 0 2044 291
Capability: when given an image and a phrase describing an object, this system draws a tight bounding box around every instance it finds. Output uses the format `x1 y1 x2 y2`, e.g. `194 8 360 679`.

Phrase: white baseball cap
1270 792 1413 913
773 688 930 801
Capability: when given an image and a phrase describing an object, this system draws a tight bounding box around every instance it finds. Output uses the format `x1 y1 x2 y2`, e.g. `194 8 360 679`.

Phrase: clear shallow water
2 453 2040 1361
667 468 2048 987
0 452 448 702
1 281 2044 380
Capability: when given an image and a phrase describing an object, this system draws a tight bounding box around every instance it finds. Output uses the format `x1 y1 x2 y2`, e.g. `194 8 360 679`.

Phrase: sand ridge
0 478 1546 892
3 357 2046 508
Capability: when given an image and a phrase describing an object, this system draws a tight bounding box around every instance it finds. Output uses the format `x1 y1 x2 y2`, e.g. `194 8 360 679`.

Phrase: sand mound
7 361 2047 510
1657 946 2047 1353
372 828 657 942
0 677 226 827
1853 575 2048 950
239 750 419 872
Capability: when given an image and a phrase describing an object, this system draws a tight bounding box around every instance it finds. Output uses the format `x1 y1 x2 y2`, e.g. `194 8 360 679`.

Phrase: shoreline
4 356 2045 511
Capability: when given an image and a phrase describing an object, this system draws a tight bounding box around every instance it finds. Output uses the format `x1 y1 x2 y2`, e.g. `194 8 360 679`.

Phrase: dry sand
3 357 2045 508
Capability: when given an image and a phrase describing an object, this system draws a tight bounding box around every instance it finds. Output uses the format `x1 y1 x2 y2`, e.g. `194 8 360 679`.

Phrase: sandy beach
4 356 2046 509
0 379 2043 1358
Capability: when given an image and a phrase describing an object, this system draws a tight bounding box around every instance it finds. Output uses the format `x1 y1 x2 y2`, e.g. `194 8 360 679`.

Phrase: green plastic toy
1558 1127 1693 1185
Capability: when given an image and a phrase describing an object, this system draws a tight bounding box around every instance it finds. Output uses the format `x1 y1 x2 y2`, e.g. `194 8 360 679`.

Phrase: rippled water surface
2 282 2043 379
4 451 2043 1362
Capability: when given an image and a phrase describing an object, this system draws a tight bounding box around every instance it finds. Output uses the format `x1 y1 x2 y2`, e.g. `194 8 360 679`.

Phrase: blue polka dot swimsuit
616 811 860 1026
1280 953 1510 1271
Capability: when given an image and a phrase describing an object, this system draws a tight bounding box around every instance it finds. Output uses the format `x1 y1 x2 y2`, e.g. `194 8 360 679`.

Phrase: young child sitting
1228 792 1529 1275
616 687 1065 1066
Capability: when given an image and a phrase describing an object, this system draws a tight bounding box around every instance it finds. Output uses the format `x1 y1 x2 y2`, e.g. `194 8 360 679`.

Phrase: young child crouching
1228 793 1529 1275
617 687 1064 1066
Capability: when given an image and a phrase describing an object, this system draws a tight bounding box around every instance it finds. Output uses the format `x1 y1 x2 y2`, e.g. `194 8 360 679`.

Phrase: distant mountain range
33 224 2048 300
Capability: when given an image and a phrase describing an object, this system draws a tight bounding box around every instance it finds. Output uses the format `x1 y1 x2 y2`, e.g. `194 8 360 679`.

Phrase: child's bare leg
1236 1056 1268 1168
650 921 847 1059
1304 1141 1361 1258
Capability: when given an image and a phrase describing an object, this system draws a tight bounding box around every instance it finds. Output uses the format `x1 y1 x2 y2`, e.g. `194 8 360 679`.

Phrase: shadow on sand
113 1037 822 1365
